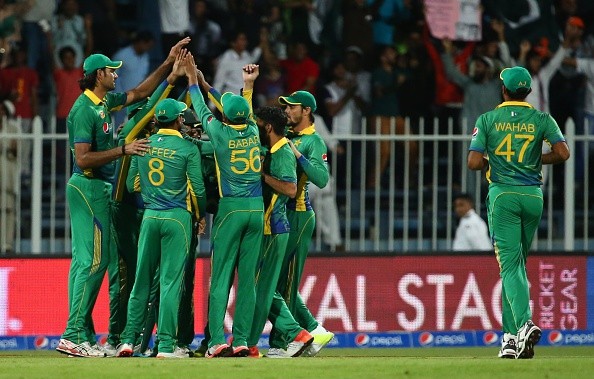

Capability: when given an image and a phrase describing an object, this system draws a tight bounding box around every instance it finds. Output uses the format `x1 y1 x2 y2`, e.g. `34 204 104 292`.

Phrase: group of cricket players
55 38 334 359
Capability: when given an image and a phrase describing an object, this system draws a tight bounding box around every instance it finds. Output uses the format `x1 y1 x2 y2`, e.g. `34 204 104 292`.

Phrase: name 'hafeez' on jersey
469 101 566 186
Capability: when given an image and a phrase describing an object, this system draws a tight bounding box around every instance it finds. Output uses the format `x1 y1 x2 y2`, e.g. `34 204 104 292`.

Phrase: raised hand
170 48 188 80
167 37 191 64
242 64 260 83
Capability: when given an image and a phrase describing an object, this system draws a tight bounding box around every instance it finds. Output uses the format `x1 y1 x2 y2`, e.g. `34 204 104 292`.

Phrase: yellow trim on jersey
270 137 288 154
264 193 278 235
84 89 103 105
242 88 254 118
83 168 94 178
187 180 200 217
295 124 316 135
92 223 102 274
157 129 183 138
208 90 223 113
496 101 534 109
295 175 308 211
133 175 141 192
213 153 223 198
228 123 248 131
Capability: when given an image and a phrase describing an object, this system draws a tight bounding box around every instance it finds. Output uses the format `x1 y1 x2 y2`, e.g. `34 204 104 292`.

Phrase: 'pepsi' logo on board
482 331 499 346
355 333 370 347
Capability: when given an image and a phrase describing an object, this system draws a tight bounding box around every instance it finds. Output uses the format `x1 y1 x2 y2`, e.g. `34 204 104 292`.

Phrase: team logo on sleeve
99 110 105 119
472 127 478 137
207 116 213 123
322 153 328 162
103 122 110 134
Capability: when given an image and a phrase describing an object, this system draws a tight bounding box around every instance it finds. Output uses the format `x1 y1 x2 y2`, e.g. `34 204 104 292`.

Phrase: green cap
278 90 317 112
500 66 532 92
155 98 188 123
83 53 123 75
221 92 250 123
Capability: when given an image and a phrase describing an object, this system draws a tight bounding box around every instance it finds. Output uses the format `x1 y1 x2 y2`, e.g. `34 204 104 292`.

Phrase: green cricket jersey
68 89 127 182
127 129 206 217
286 125 329 211
184 137 220 214
114 80 174 202
470 101 565 186
263 138 297 235
188 84 262 198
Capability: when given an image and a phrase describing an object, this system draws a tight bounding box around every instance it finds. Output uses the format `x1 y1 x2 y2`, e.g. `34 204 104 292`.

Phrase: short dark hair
157 118 177 129
78 70 99 91
454 193 475 207
58 46 76 61
132 30 155 44
254 106 288 136
504 86 531 100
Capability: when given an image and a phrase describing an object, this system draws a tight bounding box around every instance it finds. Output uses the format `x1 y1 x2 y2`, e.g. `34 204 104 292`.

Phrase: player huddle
55 38 333 359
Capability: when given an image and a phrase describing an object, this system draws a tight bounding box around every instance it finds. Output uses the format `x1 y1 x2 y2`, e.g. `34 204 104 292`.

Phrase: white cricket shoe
116 343 134 357
516 320 541 359
265 348 292 358
497 333 517 359
301 325 334 357
56 339 106 358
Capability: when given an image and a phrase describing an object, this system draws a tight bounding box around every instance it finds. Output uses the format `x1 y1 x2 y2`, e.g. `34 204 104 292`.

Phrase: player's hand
124 138 150 156
171 48 188 78
519 40 531 56
242 64 260 83
197 217 206 235
441 38 453 54
287 139 302 159
167 37 191 64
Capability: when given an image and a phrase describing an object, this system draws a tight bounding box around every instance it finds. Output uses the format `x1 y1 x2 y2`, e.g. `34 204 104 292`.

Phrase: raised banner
424 0 482 41
0 256 589 337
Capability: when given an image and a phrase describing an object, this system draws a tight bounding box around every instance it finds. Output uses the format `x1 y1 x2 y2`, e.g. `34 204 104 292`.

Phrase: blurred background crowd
1 0 593 254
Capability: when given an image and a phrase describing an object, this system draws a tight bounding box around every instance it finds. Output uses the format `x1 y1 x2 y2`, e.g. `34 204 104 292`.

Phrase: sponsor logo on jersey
207 116 213 123
322 153 327 162
472 127 478 137
99 110 105 119
482 331 499 346
548 330 563 345
354 333 370 347
103 122 110 134
419 332 434 346
33 336 48 349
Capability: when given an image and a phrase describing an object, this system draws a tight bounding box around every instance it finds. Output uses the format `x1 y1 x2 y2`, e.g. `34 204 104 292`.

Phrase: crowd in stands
1 0 594 253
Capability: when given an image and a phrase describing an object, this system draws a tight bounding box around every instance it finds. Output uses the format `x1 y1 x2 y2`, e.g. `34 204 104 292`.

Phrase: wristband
122 144 126 156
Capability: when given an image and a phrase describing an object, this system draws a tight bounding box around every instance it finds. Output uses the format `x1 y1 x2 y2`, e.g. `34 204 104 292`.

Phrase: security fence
0 116 591 254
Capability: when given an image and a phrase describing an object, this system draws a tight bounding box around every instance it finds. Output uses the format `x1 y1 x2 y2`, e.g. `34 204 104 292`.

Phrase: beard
258 128 270 147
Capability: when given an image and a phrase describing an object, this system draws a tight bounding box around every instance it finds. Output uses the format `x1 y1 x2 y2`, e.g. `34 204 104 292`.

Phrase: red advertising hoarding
0 256 587 336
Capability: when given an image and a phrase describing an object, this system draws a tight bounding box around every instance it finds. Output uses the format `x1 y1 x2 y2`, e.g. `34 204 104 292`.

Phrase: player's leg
207 201 241 356
516 187 544 359
156 209 191 356
231 209 263 354
60 178 111 349
176 224 198 355
248 234 291 349
118 214 161 355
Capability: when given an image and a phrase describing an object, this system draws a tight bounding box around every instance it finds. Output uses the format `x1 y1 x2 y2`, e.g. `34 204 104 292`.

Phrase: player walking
468 66 569 359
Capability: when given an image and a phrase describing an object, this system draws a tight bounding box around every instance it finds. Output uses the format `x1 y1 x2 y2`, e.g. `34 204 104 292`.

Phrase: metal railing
0 116 590 254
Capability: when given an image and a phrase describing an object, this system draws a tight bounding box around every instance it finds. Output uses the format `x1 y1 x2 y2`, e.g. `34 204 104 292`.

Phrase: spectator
189 0 224 82
474 19 512 73
452 193 492 251
321 60 367 189
213 30 262 94
344 46 371 108
159 0 191 59
50 0 92 69
367 0 411 48
20 0 55 100
0 99 18 254
0 0 22 69
260 4 287 59
275 41 320 94
79 0 118 57
3 45 39 179
227 0 262 50
342 0 374 68
112 31 155 126
53 46 83 181
254 54 286 108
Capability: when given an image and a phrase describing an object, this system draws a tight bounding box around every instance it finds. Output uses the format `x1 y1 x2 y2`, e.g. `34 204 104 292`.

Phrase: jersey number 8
148 157 165 186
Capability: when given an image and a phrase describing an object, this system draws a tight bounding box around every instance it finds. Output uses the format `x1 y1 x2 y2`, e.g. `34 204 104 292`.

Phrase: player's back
136 129 198 211
209 120 262 198
475 102 561 186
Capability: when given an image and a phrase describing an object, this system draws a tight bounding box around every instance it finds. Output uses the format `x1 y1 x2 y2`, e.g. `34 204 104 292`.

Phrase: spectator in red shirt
4 45 39 178
279 41 320 94
53 46 82 180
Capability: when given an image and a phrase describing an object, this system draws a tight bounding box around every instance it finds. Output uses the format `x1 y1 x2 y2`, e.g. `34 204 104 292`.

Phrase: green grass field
1 347 594 379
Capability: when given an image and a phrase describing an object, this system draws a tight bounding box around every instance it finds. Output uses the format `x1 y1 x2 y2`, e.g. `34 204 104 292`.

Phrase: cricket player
247 106 314 358
105 52 186 356
267 90 334 357
116 98 206 358
468 66 569 359
56 37 191 358
186 54 264 358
